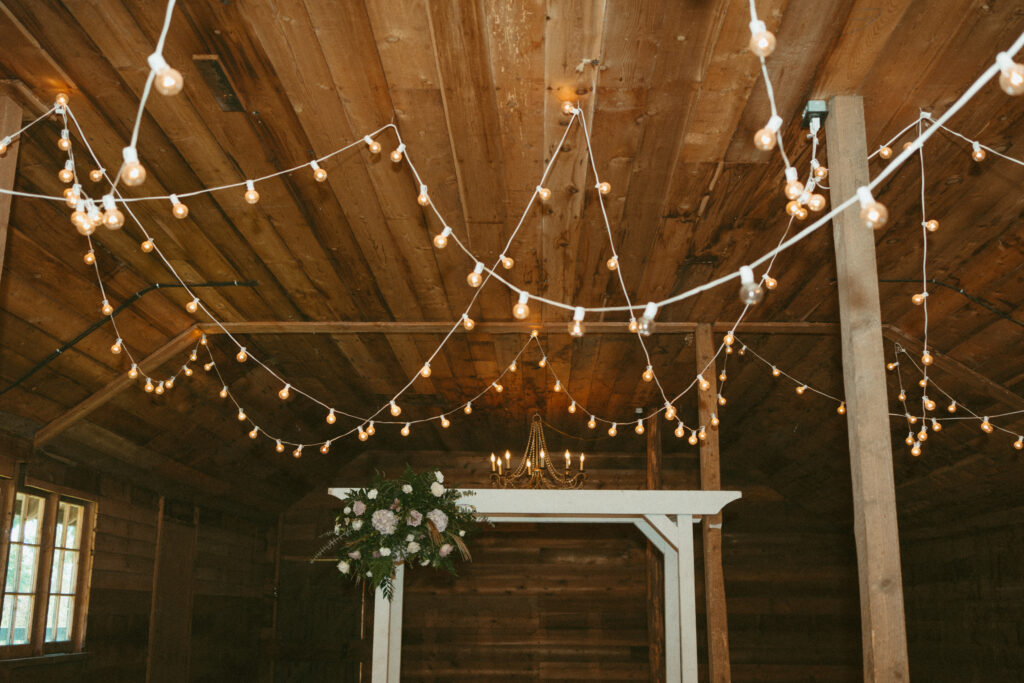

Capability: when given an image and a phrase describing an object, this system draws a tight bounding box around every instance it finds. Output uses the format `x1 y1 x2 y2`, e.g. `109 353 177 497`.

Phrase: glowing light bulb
278 384 291 400
86 168 102 182
608 423 617 437
783 168 803 200
719 371 727 382
688 430 698 446
183 366 193 377
947 400 957 413
772 366 781 377
141 239 155 253
717 393 727 406
364 135 381 154
698 427 707 442
308 159 328 182
561 101 575 116
753 115 782 151
627 318 639 333
637 302 658 337
204 362 214 372
910 442 922 457
697 374 710 391
737 265 764 305
606 256 618 271
420 362 431 378
417 184 430 206
401 423 411 437
925 219 939 233
748 19 776 57
110 338 122 354
553 380 562 393
128 364 139 379
390 144 405 163
634 419 645 435
366 422 375 436
814 165 828 180
739 346 746 356
440 416 450 429
58 161 74 184
997 53 1024 95
710 413 720 428
908 414 918 425
63 186 80 208
509 360 517 372
723 332 735 346
275 440 285 453
886 362 898 371
912 292 926 306
325 409 336 425
120 147 146 186
186 298 200 314
1014 436 1023 450
463 402 472 415
320 442 330 454
501 254 515 269
917 427 929 442
512 291 530 320
537 186 551 201
462 315 475 331
905 431 916 445
236 408 246 421
58 129 71 151
236 347 248 363
675 422 685 438
494 381 504 393
249 427 259 439
857 187 888 230
981 418 994 434
898 390 907 402
147 52 184 95
388 400 401 417
971 141 986 162
144 378 154 393
588 416 596 429
98 299 113 316
878 146 893 160
795 385 807 395
292 446 302 459
219 385 229 399
200 334 208 346
597 181 611 195
837 402 846 415
807 194 827 212
244 180 260 204
642 365 654 382
921 351 933 366
923 396 936 411
466 262 484 287
0 138 8 156
358 427 368 441
433 226 452 249
154 381 165 395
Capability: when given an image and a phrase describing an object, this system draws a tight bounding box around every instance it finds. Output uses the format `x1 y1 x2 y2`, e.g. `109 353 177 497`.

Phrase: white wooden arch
329 488 741 683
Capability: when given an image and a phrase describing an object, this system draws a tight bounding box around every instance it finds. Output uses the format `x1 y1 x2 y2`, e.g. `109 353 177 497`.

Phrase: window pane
0 595 13 646
13 595 32 645
45 595 57 642
50 549 63 594
5 544 20 593
23 495 43 544
57 596 73 641
17 545 37 593
54 503 66 550
63 504 82 550
10 494 23 543
61 550 78 593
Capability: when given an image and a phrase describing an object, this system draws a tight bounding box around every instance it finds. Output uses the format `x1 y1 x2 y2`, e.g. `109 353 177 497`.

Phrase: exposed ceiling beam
199 320 840 335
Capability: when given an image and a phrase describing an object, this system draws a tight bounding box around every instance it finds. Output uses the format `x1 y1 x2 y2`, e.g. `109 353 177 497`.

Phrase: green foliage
325 467 479 599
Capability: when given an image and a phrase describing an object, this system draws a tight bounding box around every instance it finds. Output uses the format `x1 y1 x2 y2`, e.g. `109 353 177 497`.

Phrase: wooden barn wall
0 447 272 682
901 509 1024 682
275 450 863 682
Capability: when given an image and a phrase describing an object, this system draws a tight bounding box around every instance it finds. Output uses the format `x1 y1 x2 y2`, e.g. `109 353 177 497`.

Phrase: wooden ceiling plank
0 92 20 284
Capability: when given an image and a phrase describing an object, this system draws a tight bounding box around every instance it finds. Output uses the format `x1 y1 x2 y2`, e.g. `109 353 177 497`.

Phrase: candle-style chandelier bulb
637 302 658 337
569 307 586 338
588 416 597 429
278 384 291 400
148 52 184 96
417 184 430 206
236 347 248 363
634 419 645 435
607 422 617 437
512 291 530 320
363 135 381 154
857 187 889 230
738 265 764 305
536 185 551 201
120 147 146 186
747 19 776 57
642 365 654 382
244 180 260 204
390 143 406 163
433 226 452 249
466 262 485 288
462 314 475 331
401 423 411 437
996 52 1024 95
753 115 782 151
311 160 328 182
275 440 285 453
971 141 987 162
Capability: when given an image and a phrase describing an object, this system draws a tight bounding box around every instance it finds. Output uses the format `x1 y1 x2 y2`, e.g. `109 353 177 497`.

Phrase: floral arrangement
319 468 479 599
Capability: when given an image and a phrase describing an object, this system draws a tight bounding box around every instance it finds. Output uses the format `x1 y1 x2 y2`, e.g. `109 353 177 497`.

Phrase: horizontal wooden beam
33 325 203 448
201 320 839 335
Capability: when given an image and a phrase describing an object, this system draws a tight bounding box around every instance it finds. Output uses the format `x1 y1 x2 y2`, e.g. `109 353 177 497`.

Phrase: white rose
368 489 378 499
366 571 373 577
351 520 363 531
402 484 413 494
407 541 420 554
435 471 444 483
406 534 414 542
380 547 391 557
430 481 445 497
337 560 350 574
334 523 343 534
343 506 352 515
459 530 465 537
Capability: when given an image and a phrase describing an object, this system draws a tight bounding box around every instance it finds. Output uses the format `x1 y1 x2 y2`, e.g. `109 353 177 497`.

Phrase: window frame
0 478 96 658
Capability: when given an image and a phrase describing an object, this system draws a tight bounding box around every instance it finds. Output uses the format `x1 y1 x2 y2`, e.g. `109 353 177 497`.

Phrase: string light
401 423 410 437
144 378 154 393
879 145 894 160
597 181 611 195
420 362 431 378
110 338 122 354
249 427 259 439
772 366 781 377
568 400 577 414
553 380 562 393
440 416 451 429
717 393 727 406
358 426 368 441
512 291 530 320
837 402 846 415
948 400 957 413
203 361 214 372
509 360 517 372
89 168 103 182
57 129 71 152
58 160 74 184
568 307 585 338
366 421 375 436
326 409 336 424
923 396 936 411
637 302 658 336
688 430 698 446
128 364 139 379
417 184 430 206
219 385 229 399
364 135 381 154
466 262 484 288
642 365 654 382
320 442 330 454
1014 436 1023 450
141 239 155 253
244 180 260 204
462 314 475 331
237 408 246 421
100 299 114 316
390 143 405 163
996 52 1024 95
634 419 645 435
588 416 597 430
292 445 302 459
492 382 503 393
120 147 146 186
170 194 188 219
463 402 472 415
186 297 200 314
795 385 807 395
500 254 514 269
607 422 617 437
310 160 328 182
971 141 987 162
278 384 291 400
931 418 941 432
753 115 782 151
433 226 452 249
738 266 764 305
154 381 165 395
390 400 402 417
857 187 888 230
925 219 939 233
275 440 285 453
606 255 618 271
981 418 994 433
147 52 183 96
236 347 248 362
697 374 711 391
748 19 776 57
536 186 551 201
664 403 676 421
561 101 576 116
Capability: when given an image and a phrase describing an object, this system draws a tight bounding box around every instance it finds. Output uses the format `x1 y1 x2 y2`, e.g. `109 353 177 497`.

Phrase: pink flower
390 498 401 511
348 550 361 560
407 510 423 527
439 543 453 558
371 509 399 535
352 501 366 515
427 509 448 533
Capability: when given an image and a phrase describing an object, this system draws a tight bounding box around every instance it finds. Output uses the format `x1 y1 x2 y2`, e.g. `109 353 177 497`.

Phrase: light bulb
63 186 80 207
738 265 763 305
358 428 368 441
275 440 285 453
698 427 707 441
553 380 562 393
326 409 336 424
784 179 804 200
237 408 246 421
244 180 260 204
101 300 114 316
58 130 71 151
997 53 1024 95
72 210 93 236
754 127 777 151
674 422 685 438
183 366 193 377
906 431 916 446
981 418 993 434
249 427 258 439
464 402 472 415
501 254 514 269
219 385 229 399
796 385 807 395
772 366 781 377
923 397 936 411
466 262 484 287
837 402 846 415
530 330 539 338
141 239 155 253
717 393 727 406
568 318 585 338
200 334 208 346
186 298 200 314
738 346 746 356
537 186 551 201
947 400 957 413
401 423 410 437
165 379 176 391
857 187 888 230
110 338 122 354
366 422 375 436
710 413 720 428
628 318 639 333
364 136 381 154
608 423 617 437
462 315 475 331
512 291 530 320
311 160 328 182
440 416 450 429
910 442 922 457
86 168 102 182
420 362 431 378
642 366 654 383
908 414 918 425
128 364 139 379
795 206 808 220
561 101 575 116
494 382 504 393
121 147 146 186
278 384 291 400
154 381 165 395
390 144 405 163
921 351 933 366
886 362 897 371
144 378 154 393
748 20 776 57
417 185 430 206
688 430 698 446
920 378 930 389
931 418 942 432
925 219 939 233
1014 436 1023 450
606 256 618 271
390 400 402 417
785 200 801 217
509 360 517 372
236 347 248 363
723 332 735 346
588 416 596 429
634 419 645 435
569 401 577 414
697 374 710 391
912 293 925 306
917 428 928 442
638 302 658 337
807 194 826 212
971 141 986 162
58 166 74 184
879 146 893 160
204 362 214 372
597 181 611 195
171 194 189 219
292 446 302 459
0 138 7 156
433 226 452 249
814 165 828 180
320 442 330 454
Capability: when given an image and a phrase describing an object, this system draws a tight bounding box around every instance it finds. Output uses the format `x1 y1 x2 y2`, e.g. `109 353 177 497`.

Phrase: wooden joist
0 94 20 284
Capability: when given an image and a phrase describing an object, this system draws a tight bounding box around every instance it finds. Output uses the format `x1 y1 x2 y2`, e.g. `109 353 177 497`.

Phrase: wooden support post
825 95 910 682
0 94 22 281
695 324 731 681
646 416 665 683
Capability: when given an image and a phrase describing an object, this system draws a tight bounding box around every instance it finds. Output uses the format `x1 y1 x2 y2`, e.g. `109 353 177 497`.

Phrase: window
0 484 94 656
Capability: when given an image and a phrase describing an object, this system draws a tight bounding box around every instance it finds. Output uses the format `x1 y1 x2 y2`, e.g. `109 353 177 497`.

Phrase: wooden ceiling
0 0 1021 521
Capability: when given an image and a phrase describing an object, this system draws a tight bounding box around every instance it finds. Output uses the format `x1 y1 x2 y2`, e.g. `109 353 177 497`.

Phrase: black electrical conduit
0 280 257 396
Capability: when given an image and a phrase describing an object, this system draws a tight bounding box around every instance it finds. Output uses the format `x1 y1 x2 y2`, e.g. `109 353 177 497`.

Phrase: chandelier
489 414 586 489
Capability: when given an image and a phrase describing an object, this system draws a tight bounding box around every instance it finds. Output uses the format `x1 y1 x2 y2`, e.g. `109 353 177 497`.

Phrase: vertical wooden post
646 417 665 683
696 324 731 681
825 95 910 682
0 94 22 281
